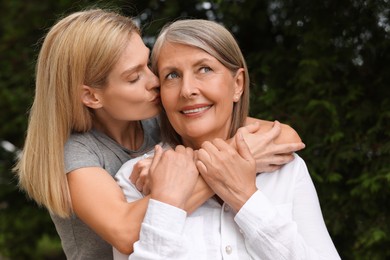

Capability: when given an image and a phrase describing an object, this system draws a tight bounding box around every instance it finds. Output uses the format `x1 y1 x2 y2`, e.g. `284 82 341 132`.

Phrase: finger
130 162 141 184
242 121 261 134
264 120 282 140
150 145 163 173
196 148 212 167
235 132 253 161
175 144 186 153
135 175 144 192
272 153 295 165
201 140 220 154
130 158 152 184
185 146 194 159
274 142 306 154
196 160 208 175
211 138 231 151
143 179 150 195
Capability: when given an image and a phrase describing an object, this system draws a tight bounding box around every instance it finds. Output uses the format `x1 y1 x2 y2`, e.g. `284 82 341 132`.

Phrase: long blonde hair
14 9 140 218
151 19 250 146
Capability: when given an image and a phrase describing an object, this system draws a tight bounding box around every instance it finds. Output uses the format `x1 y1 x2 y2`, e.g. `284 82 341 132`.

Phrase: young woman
115 19 340 259
14 9 304 259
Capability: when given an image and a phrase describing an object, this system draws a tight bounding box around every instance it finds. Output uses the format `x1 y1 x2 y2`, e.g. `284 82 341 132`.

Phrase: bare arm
67 167 147 254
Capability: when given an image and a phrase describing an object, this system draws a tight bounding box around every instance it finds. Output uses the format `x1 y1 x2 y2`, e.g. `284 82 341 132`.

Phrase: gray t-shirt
51 117 160 260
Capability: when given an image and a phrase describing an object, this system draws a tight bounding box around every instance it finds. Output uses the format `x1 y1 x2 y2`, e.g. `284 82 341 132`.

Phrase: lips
181 105 211 115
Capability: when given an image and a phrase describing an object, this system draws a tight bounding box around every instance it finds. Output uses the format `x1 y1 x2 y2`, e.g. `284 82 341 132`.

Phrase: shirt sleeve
234 156 341 260
129 199 189 260
64 135 101 173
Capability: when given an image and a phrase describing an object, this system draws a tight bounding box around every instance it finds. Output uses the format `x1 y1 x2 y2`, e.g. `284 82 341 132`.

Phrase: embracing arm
131 119 305 214
238 118 305 173
67 167 148 254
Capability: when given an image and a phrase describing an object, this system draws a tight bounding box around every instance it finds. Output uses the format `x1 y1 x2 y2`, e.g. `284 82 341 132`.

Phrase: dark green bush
1 0 388 259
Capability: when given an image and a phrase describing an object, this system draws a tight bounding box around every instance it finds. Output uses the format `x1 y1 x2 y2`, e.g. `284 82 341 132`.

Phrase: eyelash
200 66 212 73
165 66 212 80
129 75 140 83
166 72 179 80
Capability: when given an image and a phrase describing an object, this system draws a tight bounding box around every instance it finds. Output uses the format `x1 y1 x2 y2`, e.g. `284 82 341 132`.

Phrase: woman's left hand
196 133 257 212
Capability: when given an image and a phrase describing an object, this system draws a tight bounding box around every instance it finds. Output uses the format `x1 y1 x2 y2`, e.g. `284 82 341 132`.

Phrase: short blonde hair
151 19 250 146
14 9 140 217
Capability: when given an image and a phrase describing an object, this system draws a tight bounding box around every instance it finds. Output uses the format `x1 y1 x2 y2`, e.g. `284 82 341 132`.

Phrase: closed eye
129 74 140 84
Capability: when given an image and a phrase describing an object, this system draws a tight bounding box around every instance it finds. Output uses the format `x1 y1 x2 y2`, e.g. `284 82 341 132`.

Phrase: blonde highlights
14 9 140 217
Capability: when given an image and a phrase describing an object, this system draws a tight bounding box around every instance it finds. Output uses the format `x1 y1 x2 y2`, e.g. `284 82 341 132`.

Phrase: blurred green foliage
0 0 389 259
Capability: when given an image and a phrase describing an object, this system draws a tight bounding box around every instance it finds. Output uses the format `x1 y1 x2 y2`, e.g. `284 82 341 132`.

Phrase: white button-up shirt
114 149 340 260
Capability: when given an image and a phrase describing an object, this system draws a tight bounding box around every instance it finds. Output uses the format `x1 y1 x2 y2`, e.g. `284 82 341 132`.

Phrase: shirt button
224 205 230 212
225 245 233 255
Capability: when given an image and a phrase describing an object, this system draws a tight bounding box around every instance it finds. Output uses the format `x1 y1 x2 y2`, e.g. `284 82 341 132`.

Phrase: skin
148 42 301 212
67 33 231 253
68 33 161 254
67 33 304 254
159 42 244 149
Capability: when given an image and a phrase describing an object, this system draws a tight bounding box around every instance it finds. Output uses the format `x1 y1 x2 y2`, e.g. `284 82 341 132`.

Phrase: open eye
200 66 212 73
166 71 179 80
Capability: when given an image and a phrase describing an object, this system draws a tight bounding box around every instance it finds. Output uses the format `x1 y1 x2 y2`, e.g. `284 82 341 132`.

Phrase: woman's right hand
148 145 199 210
196 133 257 212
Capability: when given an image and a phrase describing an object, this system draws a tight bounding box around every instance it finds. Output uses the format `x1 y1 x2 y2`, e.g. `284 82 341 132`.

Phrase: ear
233 68 245 102
81 85 103 109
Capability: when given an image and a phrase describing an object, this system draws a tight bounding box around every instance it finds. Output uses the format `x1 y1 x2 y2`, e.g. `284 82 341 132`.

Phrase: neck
94 120 143 150
181 128 231 150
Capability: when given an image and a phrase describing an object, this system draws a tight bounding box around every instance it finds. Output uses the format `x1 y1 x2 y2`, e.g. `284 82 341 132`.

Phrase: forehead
106 33 149 84
157 42 216 66
115 33 149 68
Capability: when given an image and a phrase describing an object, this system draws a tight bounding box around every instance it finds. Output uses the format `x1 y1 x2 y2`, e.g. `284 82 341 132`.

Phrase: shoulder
65 131 97 151
246 117 301 144
259 154 308 184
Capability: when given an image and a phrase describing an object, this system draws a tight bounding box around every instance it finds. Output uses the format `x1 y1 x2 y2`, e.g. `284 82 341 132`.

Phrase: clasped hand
130 121 305 211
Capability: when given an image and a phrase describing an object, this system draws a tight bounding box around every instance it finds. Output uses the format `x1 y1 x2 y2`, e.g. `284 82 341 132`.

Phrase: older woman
14 9 304 259
115 19 340 259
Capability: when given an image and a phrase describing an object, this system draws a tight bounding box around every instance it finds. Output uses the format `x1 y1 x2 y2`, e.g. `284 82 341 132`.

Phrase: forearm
72 194 149 255
106 197 150 254
68 166 151 255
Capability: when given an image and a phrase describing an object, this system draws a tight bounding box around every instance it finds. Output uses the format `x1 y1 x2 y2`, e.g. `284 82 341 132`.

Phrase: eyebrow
120 65 141 78
159 57 214 74
193 57 214 66
120 48 150 77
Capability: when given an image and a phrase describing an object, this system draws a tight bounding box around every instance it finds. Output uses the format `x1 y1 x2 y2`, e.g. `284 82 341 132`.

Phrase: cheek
161 88 177 110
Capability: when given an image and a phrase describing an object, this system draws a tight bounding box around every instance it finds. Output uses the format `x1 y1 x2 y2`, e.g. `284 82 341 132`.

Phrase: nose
180 74 199 99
